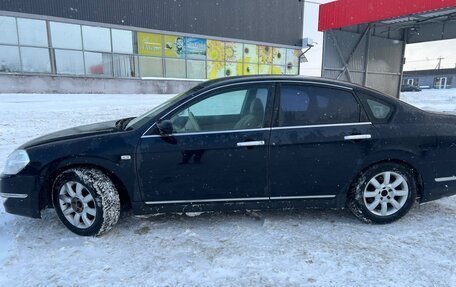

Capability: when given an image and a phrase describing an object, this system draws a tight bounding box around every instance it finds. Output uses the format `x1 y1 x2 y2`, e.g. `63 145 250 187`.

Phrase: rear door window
278 85 360 127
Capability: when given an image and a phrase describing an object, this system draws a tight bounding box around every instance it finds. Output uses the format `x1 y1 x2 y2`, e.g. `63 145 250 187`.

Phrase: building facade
0 0 304 93
403 69 456 89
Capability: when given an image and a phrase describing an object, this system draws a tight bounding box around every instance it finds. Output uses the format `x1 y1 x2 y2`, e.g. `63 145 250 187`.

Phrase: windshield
125 85 204 130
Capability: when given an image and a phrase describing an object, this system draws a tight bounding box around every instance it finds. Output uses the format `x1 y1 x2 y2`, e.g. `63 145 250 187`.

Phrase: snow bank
0 92 455 286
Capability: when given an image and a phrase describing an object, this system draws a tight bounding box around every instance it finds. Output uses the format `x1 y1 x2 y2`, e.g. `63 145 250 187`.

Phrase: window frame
273 83 364 128
153 83 275 135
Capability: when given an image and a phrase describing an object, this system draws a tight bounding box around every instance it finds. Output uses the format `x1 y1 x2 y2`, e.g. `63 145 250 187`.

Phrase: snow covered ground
400 89 456 113
0 90 455 286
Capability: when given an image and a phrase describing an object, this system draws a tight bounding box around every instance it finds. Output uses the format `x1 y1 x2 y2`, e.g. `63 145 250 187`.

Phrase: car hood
20 119 122 149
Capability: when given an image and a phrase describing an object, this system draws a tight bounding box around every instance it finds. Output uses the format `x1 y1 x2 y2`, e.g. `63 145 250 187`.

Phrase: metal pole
362 28 371 86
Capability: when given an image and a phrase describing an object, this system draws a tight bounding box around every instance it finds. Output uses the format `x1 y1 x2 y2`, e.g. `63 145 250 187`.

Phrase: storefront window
272 65 286 75
138 32 163 57
207 40 225 62
273 48 286 66
139 56 163 77
112 29 133 54
0 16 298 79
244 63 258 75
258 64 272 75
164 35 185 58
82 26 111 52
20 47 51 73
225 42 243 63
0 45 21 72
113 54 138 77
286 49 300 67
50 22 82 50
243 44 258 64
225 62 242 77
258 46 273 64
55 50 84 75
165 58 186 78
17 18 48 47
185 37 206 60
207 61 225 79
286 65 299 75
187 60 206 79
84 52 113 76
0 16 18 45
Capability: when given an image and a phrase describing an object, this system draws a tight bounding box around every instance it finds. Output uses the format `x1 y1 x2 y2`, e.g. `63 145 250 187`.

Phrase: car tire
348 163 417 224
52 168 120 236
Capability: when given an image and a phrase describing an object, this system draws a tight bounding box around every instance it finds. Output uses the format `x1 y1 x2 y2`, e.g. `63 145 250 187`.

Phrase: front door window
169 87 269 133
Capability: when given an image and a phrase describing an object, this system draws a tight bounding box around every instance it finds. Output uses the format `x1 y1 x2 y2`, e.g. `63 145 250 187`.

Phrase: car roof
197 75 366 91
190 75 400 105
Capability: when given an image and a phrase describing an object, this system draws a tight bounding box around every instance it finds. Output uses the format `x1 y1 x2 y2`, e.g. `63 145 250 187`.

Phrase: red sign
319 0 456 31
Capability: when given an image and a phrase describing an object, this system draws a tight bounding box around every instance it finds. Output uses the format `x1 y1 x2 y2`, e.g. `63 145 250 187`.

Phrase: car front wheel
348 163 417 224
52 168 120 236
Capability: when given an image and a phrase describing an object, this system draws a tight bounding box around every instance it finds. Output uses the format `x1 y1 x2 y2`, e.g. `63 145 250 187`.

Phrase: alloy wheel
363 171 409 216
58 181 97 229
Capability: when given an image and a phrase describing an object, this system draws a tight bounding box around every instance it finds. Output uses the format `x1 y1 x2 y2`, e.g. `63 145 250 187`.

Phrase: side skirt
132 197 339 215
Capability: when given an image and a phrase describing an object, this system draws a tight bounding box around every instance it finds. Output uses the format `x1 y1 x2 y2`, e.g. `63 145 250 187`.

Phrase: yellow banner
164 35 185 58
207 40 225 62
258 46 273 64
138 32 162 56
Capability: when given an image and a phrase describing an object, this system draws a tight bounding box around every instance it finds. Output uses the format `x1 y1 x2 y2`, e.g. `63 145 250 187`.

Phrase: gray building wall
0 0 304 47
322 29 405 97
0 74 201 94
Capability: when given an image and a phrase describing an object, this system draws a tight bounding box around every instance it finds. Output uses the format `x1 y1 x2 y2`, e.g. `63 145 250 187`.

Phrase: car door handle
344 134 372 141
237 141 265 147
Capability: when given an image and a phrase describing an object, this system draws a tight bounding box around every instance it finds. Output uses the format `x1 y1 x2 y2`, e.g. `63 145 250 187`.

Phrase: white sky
300 0 456 76
404 39 456 71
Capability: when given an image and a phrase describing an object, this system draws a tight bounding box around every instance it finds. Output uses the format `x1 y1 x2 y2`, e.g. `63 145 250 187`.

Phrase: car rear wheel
52 168 120 236
348 163 417 224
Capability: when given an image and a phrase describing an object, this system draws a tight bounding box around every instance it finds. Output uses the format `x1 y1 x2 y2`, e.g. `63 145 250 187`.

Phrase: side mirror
157 120 173 136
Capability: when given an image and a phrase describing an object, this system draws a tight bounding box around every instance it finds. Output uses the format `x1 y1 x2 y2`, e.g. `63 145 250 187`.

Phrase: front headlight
3 149 30 175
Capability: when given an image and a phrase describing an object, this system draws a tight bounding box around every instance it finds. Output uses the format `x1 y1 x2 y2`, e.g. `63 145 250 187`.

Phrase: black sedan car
1 76 456 236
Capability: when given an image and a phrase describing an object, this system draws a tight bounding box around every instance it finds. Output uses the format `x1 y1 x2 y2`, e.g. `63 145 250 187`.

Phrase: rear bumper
0 174 41 218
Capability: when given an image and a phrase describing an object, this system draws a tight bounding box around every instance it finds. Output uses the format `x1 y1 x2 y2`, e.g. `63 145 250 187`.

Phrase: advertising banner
258 46 273 64
185 37 207 60
272 65 286 75
138 32 162 57
273 47 286 66
244 63 259 75
258 64 272 74
164 35 185 58
243 44 258 64
207 40 225 62
286 49 301 67
207 61 225 79
225 62 242 76
225 42 243 63
286 65 299 75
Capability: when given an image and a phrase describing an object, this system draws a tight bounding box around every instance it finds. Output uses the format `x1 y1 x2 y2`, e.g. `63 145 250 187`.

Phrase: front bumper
0 173 41 218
